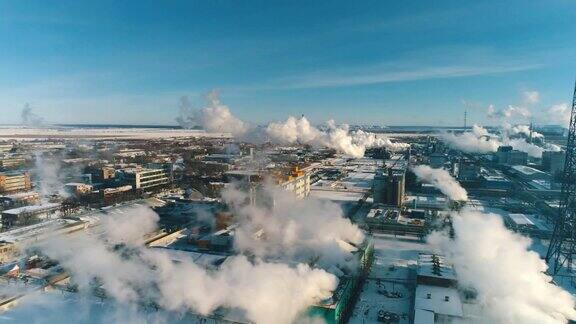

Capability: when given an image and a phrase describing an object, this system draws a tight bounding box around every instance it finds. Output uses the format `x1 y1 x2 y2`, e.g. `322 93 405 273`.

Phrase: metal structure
546 81 576 275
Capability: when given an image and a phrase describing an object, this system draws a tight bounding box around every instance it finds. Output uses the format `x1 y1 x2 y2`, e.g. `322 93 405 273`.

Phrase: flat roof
0 191 38 200
414 285 464 318
508 213 534 226
417 253 457 281
511 165 547 176
2 203 61 216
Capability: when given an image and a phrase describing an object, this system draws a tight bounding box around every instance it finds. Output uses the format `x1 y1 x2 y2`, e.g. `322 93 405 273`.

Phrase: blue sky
0 0 575 126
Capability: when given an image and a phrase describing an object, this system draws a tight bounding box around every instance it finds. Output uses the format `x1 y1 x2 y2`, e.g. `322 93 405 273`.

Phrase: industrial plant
0 2 575 323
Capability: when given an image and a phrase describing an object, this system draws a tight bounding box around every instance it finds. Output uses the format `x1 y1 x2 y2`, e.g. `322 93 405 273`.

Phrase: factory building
64 183 94 197
495 146 527 165
504 213 552 238
542 151 566 176
0 191 39 209
277 166 311 199
365 206 426 237
120 164 172 190
510 165 551 182
455 159 480 181
1 203 61 229
414 253 464 323
308 238 374 324
428 153 447 168
94 185 135 206
373 169 405 207
0 171 32 194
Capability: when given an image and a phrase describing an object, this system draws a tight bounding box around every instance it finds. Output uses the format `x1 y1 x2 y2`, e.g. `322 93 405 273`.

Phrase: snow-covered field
0 126 230 140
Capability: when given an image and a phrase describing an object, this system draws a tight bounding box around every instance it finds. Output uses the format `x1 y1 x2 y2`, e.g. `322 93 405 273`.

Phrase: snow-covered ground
0 126 229 140
350 234 435 324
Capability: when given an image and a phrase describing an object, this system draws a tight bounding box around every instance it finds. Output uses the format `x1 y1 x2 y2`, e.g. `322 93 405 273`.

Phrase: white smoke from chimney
195 90 250 137
441 124 553 158
175 90 249 137
351 129 411 152
33 152 64 200
221 184 365 270
35 204 340 324
149 252 336 324
411 165 468 201
429 209 576 324
21 103 44 127
266 115 324 144
266 116 407 157
503 123 544 139
440 125 501 154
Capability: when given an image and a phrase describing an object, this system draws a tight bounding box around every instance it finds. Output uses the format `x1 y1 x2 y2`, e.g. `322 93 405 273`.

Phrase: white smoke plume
266 115 324 145
507 138 545 158
151 253 336 324
350 129 411 152
176 90 249 137
175 96 195 129
33 152 65 199
21 103 44 126
441 124 553 158
411 165 468 201
503 123 544 139
222 183 365 271
35 205 338 324
487 105 532 119
266 116 408 157
545 103 572 127
439 125 501 154
429 209 576 324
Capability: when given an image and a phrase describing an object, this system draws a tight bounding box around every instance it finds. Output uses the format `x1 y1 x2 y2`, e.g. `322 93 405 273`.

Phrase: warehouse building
510 165 551 182
0 191 39 209
414 253 464 324
542 151 566 176
365 207 426 237
1 203 61 229
504 213 553 238
495 146 527 165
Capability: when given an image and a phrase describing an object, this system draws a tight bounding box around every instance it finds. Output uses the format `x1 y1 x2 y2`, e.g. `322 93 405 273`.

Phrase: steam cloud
177 90 408 157
440 125 501 154
440 124 555 158
21 103 44 126
35 205 338 324
33 152 65 200
429 209 576 324
411 165 468 201
266 116 408 157
222 183 365 271
503 123 544 139
176 90 249 137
